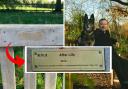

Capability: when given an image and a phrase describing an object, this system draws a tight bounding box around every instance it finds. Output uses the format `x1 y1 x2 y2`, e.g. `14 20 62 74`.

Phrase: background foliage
65 0 128 58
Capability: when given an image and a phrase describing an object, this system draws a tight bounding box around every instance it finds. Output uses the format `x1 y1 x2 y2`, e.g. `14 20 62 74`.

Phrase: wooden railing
0 25 63 89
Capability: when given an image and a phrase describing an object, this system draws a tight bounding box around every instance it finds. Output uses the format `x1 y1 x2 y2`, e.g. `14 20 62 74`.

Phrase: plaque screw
34 52 37 55
35 65 38 68
37 54 40 57
99 51 102 54
99 65 103 67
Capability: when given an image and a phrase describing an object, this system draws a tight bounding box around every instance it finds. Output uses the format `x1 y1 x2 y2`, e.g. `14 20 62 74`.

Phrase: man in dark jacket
94 18 128 89
94 18 117 46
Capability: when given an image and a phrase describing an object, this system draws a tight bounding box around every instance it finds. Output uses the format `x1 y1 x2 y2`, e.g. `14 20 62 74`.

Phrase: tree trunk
110 0 128 6
54 0 62 12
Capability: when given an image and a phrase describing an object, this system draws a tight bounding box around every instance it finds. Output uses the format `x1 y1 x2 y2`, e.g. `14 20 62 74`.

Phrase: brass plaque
31 47 105 72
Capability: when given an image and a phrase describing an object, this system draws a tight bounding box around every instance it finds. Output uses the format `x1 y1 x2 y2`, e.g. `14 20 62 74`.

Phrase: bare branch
110 0 128 5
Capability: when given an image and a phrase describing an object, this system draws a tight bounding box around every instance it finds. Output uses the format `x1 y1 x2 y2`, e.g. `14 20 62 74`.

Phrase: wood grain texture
45 73 57 89
22 47 36 89
0 24 63 47
24 73 37 89
0 48 16 89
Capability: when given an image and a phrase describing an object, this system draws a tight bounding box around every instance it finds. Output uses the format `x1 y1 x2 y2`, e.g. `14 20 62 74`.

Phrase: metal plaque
31 47 105 72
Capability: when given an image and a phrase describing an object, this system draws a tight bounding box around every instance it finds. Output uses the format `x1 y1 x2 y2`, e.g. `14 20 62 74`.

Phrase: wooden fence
0 25 63 89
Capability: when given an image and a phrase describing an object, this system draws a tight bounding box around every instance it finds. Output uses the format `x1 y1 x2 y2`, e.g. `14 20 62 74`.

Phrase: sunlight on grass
0 6 54 11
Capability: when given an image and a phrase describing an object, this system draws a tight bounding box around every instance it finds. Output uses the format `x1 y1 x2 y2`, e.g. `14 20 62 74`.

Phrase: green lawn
0 6 54 11
0 11 63 24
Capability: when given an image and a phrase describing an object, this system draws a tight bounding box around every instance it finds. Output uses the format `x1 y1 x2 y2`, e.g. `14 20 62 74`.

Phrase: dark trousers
112 52 128 89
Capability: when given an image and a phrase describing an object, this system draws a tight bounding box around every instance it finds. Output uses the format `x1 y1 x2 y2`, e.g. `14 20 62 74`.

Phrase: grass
0 11 63 24
14 47 24 89
0 6 54 11
0 5 63 24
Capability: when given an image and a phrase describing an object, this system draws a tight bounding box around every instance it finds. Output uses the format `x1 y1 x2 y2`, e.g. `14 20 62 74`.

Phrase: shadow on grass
0 10 63 24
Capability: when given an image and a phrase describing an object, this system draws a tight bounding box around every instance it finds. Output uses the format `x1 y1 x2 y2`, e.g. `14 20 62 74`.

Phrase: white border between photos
63 0 65 46
25 46 112 74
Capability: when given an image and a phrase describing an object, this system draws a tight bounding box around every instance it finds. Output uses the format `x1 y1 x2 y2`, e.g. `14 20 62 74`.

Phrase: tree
110 0 128 6
0 0 21 10
54 0 62 12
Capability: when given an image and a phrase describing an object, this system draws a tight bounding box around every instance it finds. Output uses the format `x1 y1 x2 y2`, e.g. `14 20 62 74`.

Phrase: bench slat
0 48 16 89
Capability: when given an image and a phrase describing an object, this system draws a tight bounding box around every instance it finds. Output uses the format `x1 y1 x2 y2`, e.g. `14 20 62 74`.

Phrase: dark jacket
94 29 117 46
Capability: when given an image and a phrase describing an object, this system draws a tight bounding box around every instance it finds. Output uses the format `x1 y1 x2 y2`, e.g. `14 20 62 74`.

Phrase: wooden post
23 47 37 89
45 73 57 89
69 73 72 89
63 73 65 89
111 69 113 85
24 73 37 89
0 48 16 89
